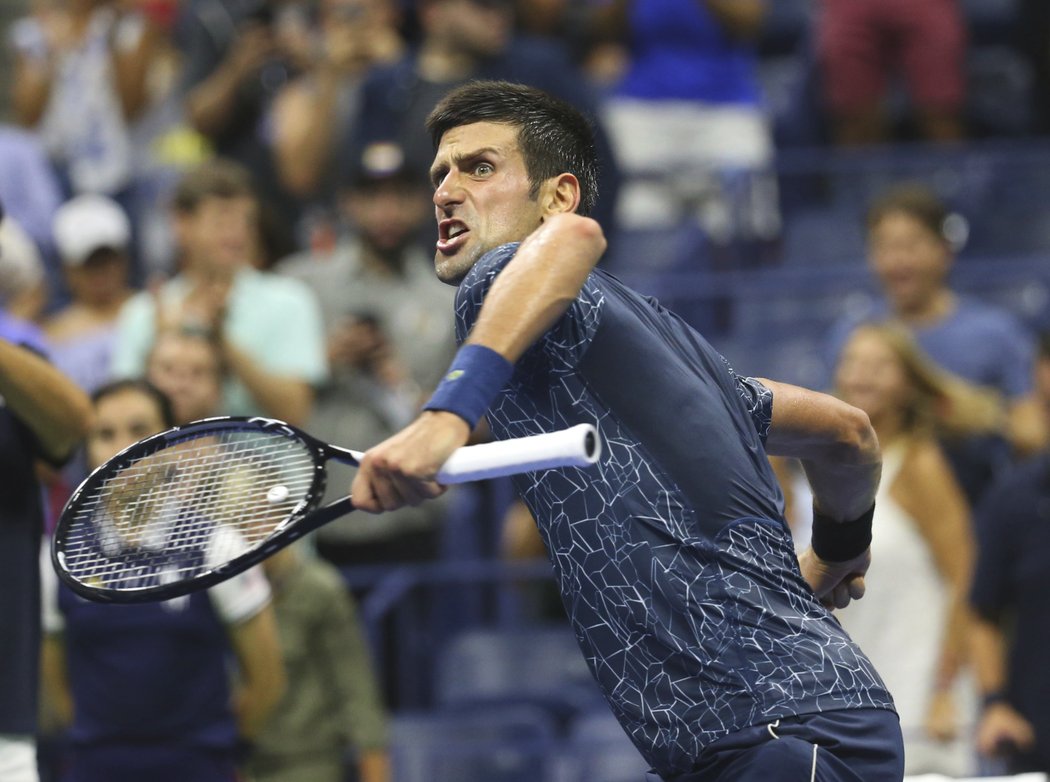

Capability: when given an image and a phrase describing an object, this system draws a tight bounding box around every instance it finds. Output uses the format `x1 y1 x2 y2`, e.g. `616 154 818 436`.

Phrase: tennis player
351 81 905 781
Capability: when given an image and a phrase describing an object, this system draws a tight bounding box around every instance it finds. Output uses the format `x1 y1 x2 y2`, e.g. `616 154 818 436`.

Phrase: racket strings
60 430 318 588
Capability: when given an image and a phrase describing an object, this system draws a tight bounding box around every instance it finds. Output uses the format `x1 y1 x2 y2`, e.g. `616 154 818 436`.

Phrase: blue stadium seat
433 624 606 722
777 207 866 267
391 704 559 782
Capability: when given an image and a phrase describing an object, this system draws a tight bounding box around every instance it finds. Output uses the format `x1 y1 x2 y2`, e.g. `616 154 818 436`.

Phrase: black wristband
810 502 875 562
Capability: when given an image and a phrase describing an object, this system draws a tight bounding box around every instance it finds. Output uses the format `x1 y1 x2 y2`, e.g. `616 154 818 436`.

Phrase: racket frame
52 416 358 603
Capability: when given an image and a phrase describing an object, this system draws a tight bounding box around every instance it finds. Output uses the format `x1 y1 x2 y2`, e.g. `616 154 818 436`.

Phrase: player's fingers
350 466 382 514
370 472 406 513
387 473 429 507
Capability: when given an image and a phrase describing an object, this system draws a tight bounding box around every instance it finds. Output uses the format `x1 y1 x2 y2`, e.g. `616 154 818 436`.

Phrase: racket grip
436 423 601 483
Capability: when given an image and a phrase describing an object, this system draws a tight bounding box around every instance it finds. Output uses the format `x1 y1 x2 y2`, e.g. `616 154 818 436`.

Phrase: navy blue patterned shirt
455 244 894 778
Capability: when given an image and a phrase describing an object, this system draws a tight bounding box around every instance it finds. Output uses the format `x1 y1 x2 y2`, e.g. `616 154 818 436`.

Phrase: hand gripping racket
52 416 601 603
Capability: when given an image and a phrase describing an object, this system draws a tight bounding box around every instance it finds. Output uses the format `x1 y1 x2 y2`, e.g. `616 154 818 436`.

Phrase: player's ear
541 173 581 216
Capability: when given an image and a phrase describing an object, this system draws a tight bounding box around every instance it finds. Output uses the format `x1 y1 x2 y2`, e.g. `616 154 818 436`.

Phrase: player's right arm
759 379 881 608
352 213 606 513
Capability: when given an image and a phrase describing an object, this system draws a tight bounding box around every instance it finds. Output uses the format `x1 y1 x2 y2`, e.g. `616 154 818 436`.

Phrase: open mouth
437 219 470 253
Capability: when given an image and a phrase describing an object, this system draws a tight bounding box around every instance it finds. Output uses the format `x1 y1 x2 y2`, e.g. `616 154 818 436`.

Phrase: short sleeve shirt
455 245 894 778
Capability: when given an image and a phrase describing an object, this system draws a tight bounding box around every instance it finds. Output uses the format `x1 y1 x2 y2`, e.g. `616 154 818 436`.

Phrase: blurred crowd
3 0 1050 780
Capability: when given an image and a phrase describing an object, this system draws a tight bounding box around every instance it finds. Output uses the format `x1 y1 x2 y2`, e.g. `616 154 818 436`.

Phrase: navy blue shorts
665 708 904 782
62 743 239 782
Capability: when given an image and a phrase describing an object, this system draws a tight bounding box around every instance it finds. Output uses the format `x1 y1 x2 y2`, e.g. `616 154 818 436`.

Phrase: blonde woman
832 322 977 775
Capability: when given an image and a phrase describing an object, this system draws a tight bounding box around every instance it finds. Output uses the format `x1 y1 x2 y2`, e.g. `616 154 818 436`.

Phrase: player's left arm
760 378 881 608
352 208 606 513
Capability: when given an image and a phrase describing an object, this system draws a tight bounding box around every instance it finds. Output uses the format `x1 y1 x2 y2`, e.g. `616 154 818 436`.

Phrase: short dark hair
92 379 177 430
425 80 600 216
866 183 950 240
172 158 256 214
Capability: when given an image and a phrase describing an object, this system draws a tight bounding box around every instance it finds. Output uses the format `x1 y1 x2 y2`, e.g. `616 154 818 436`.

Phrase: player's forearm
466 214 606 362
0 339 93 461
762 381 880 521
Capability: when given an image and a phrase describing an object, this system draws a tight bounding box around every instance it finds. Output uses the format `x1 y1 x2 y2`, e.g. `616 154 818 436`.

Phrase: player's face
835 329 912 424
88 389 168 470
430 121 548 284
868 211 951 316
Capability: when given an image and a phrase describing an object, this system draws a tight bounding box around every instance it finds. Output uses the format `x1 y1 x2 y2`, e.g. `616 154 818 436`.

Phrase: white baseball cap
52 194 131 267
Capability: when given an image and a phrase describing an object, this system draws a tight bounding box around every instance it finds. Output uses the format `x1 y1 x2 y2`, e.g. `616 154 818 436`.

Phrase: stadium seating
555 707 652 782
433 623 606 724
390 703 559 782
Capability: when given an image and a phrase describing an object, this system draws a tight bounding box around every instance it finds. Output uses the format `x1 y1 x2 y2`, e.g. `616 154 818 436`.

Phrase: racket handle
435 423 601 483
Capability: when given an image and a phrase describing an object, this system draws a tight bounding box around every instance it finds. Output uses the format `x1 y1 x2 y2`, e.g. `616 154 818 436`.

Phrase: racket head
52 416 333 603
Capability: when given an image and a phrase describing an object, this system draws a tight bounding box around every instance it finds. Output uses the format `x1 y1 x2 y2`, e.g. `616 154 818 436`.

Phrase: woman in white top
832 322 977 776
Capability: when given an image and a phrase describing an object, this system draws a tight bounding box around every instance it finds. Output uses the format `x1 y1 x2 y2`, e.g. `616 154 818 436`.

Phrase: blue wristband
423 344 514 429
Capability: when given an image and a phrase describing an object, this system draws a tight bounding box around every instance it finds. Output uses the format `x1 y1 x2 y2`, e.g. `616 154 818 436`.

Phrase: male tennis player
351 81 905 781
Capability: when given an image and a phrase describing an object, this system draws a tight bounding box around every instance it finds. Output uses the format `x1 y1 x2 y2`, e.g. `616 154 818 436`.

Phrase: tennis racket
52 416 601 604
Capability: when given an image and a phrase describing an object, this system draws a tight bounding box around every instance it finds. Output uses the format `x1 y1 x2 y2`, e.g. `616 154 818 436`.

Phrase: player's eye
474 162 494 176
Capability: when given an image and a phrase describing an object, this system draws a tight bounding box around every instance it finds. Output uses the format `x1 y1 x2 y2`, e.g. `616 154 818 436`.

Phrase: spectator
9 0 161 196
177 0 314 247
110 159 328 425
270 0 405 207
246 543 390 782
0 126 64 269
0 200 93 782
145 328 225 424
826 183 1044 503
347 0 621 233
815 0 967 144
44 194 134 393
969 332 1050 774
831 323 976 776
277 141 454 567
39 379 285 782
0 215 48 323
594 0 780 247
